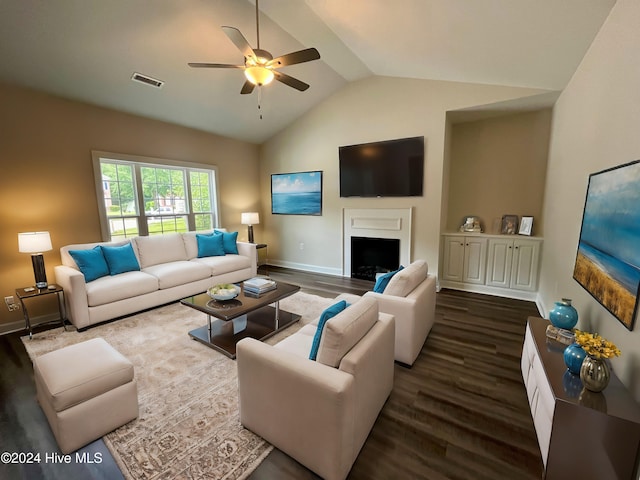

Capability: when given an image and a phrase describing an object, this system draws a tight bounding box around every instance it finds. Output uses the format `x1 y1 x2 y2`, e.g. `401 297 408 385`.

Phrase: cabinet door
486 238 514 288
510 240 539 291
442 236 466 282
463 237 487 284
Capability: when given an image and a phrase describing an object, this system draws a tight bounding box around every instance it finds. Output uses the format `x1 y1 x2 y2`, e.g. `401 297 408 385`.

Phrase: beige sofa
54 231 256 330
336 260 436 366
236 296 395 480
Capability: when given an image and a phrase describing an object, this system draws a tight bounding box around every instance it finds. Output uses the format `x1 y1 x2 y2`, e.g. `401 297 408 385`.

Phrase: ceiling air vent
131 72 164 89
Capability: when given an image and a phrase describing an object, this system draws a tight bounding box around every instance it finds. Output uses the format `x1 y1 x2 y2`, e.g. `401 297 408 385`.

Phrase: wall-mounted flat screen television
339 136 424 197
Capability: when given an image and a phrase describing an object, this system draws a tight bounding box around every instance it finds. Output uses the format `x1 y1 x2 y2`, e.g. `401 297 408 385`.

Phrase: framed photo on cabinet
501 215 519 235
519 216 534 236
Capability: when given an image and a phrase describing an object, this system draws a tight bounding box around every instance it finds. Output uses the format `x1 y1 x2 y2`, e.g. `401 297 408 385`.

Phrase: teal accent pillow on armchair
309 300 349 361
373 265 404 293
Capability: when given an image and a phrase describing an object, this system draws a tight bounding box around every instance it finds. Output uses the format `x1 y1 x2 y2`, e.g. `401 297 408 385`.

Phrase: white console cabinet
440 233 542 300
522 317 640 479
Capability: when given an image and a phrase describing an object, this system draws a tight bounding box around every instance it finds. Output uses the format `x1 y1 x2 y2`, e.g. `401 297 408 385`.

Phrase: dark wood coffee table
180 281 301 359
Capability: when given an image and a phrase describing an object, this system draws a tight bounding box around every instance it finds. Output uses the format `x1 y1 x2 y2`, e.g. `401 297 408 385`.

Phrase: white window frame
92 151 221 241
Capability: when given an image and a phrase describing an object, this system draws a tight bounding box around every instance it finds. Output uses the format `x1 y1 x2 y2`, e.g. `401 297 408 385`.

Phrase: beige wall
447 110 551 235
540 0 640 400
259 76 549 276
0 82 259 330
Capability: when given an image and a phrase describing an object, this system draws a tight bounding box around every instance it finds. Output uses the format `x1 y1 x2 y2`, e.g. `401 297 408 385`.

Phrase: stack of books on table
243 277 277 295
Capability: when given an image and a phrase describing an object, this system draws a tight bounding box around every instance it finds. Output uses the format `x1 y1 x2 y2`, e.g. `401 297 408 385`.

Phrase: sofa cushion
133 234 188 269
384 260 428 297
197 232 225 257
101 243 140 275
68 246 110 282
86 271 158 307
373 266 404 293
142 261 211 289
214 229 239 254
309 300 349 361
192 254 252 275
317 297 378 368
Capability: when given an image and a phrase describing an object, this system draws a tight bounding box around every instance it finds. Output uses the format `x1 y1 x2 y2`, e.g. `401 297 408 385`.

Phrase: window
92 152 219 241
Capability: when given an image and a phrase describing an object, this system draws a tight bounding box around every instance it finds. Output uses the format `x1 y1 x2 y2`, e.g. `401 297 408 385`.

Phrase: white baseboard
439 281 539 303
535 294 547 318
267 259 343 277
0 313 61 336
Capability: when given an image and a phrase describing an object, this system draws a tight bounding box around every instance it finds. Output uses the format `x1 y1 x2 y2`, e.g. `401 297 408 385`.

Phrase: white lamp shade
18 231 52 253
241 212 260 225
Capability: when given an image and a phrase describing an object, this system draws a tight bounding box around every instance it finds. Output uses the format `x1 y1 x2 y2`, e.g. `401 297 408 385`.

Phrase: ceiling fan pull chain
258 86 263 120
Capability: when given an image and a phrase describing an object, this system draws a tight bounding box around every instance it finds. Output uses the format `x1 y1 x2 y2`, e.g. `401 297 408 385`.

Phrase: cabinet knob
515 246 519 249
509 246 512 249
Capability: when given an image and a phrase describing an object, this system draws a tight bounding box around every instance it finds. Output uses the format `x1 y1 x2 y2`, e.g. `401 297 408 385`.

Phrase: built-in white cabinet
441 233 542 300
486 237 539 291
442 235 487 284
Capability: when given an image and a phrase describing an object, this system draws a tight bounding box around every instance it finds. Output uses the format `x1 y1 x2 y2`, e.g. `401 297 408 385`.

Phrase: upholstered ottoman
33 338 138 454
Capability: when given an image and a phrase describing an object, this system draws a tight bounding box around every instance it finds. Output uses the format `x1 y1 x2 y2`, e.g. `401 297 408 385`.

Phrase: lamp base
31 254 48 289
247 225 255 244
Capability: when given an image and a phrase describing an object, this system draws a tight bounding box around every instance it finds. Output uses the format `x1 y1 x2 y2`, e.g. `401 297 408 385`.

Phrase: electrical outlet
5 296 19 312
299 242 304 250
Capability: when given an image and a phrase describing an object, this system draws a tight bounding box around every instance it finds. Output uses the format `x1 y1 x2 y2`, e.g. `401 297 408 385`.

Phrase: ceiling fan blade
188 62 244 69
269 48 320 67
240 80 255 95
221 26 256 60
273 71 309 91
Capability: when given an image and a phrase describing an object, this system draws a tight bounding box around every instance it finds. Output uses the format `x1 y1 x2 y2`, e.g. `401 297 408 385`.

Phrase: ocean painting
573 160 640 330
271 171 322 215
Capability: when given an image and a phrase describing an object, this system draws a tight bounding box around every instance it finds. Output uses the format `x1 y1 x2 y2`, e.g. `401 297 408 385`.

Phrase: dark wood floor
0 266 544 480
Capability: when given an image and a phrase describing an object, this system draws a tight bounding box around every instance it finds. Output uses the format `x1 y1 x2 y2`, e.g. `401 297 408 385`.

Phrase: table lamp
241 212 259 243
18 231 53 288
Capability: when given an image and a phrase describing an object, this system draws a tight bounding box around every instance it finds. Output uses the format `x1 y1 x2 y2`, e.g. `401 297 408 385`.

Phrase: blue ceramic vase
549 298 578 330
563 342 586 375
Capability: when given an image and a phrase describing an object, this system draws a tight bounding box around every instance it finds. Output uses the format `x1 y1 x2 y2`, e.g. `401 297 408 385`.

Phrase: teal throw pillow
309 300 349 361
69 246 110 282
100 243 140 275
373 265 404 293
214 229 239 254
197 232 225 257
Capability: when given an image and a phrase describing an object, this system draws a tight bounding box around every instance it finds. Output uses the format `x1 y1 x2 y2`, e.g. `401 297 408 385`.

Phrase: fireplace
343 208 412 278
351 236 400 281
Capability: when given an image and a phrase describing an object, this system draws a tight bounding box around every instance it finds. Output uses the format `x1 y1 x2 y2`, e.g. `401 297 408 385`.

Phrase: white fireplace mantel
343 208 413 277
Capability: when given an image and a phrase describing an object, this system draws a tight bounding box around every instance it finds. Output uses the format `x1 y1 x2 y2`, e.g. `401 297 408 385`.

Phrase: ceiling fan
188 0 321 95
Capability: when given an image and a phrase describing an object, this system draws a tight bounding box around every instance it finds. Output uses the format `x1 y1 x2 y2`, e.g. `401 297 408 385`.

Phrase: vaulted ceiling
0 0 615 143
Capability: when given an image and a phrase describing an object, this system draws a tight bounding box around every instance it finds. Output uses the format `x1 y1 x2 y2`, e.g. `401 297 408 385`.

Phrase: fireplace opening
351 236 400 281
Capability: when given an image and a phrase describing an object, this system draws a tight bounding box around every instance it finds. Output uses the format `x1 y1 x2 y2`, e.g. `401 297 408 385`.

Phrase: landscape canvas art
271 171 322 215
573 160 640 330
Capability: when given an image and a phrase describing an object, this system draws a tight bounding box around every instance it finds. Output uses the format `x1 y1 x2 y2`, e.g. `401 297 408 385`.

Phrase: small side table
16 285 67 339
256 243 268 273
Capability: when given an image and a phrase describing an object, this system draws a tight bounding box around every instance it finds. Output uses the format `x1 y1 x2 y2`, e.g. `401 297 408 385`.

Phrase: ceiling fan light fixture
244 66 274 86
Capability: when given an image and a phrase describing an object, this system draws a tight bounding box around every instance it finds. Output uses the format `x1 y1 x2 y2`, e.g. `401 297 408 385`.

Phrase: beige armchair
337 260 436 366
236 297 395 480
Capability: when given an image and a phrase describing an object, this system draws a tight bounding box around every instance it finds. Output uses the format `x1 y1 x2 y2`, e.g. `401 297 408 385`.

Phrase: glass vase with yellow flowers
574 330 621 392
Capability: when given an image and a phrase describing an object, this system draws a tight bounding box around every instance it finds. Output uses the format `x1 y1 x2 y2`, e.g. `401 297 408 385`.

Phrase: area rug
21 291 334 480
